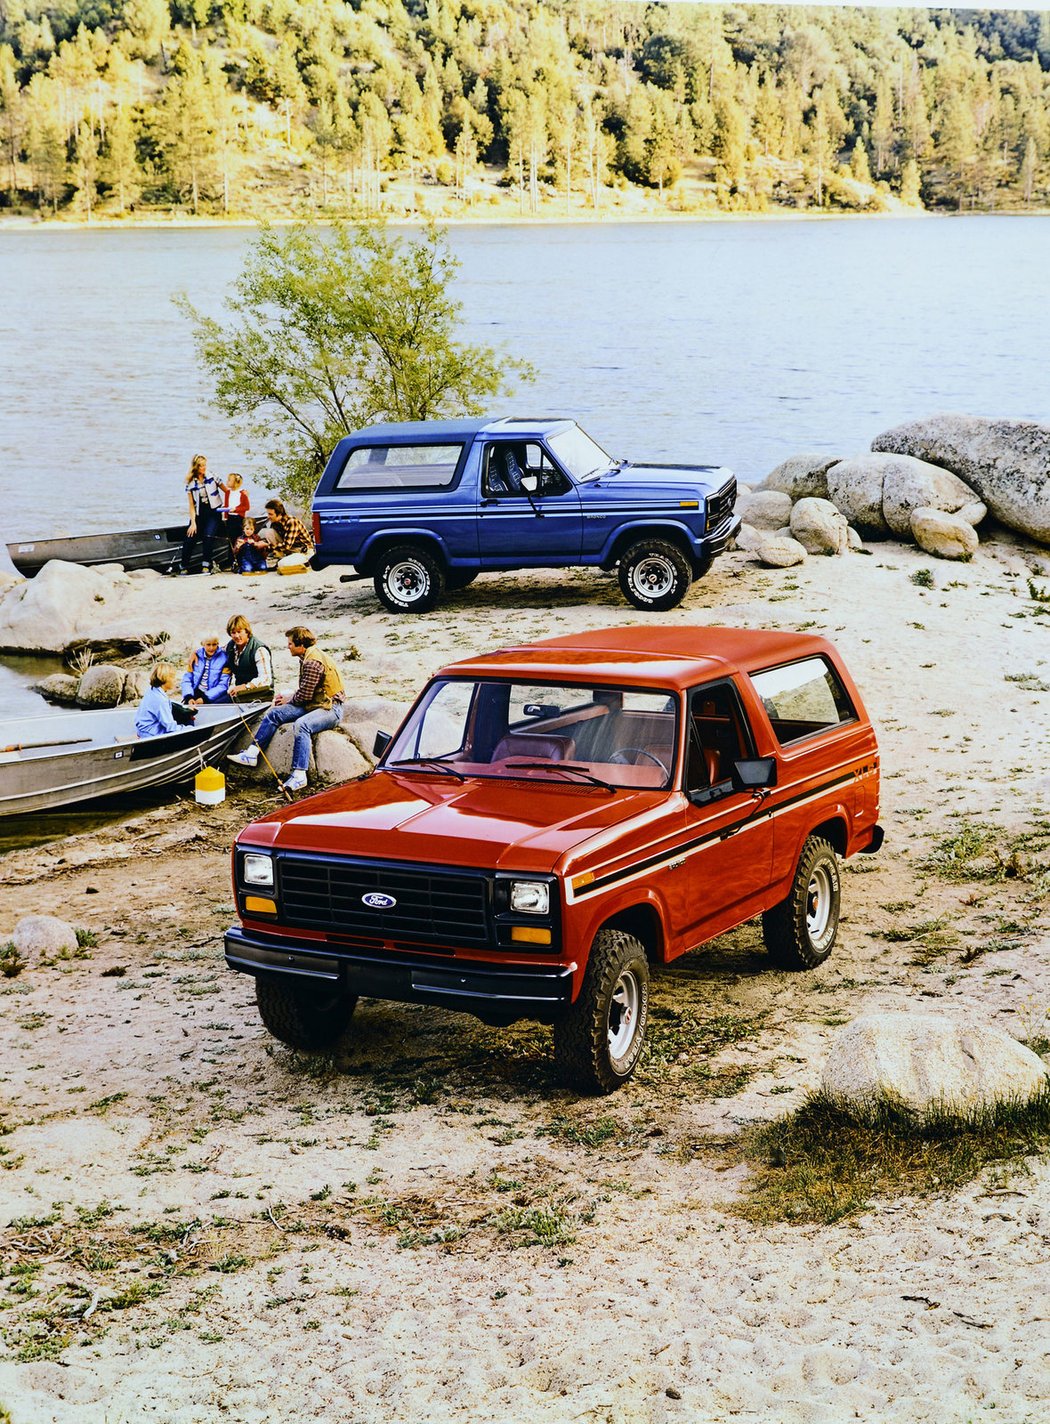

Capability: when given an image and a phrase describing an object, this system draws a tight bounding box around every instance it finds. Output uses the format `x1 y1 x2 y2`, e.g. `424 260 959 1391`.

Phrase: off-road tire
553 928 650 1093
446 570 479 592
373 545 445 614
618 539 692 612
762 835 840 970
255 976 358 1050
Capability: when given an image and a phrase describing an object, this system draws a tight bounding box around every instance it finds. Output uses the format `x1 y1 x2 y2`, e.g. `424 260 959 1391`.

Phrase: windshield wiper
389 757 466 781
502 760 616 793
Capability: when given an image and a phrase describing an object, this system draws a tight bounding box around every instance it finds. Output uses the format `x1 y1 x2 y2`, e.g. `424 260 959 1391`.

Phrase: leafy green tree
899 157 923 207
176 222 532 508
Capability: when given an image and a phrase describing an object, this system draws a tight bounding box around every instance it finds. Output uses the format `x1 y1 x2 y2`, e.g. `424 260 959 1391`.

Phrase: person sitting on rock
228 625 344 793
182 635 232 707
264 499 315 569
224 614 274 702
135 662 180 738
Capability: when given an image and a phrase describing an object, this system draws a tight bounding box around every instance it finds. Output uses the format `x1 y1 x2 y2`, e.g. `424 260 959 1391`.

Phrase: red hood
238 770 669 875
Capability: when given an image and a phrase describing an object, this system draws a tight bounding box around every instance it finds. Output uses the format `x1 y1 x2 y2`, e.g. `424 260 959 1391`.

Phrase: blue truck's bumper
695 513 741 563
225 924 576 1023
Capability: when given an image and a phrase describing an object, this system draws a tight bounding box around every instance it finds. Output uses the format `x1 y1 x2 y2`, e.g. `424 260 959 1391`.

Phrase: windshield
383 678 679 790
547 426 617 482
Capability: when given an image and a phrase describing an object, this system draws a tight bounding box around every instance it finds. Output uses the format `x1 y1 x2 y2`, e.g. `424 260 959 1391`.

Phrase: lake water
2 215 1049 542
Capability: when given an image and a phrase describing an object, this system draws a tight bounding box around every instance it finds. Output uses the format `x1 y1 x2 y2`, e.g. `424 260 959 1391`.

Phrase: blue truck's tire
373 544 446 613
618 539 691 611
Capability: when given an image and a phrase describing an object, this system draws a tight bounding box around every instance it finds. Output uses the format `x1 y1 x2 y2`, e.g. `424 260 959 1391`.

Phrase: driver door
477 441 582 566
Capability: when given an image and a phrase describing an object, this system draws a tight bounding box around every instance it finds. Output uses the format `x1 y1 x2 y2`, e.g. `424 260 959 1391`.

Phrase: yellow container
195 765 226 806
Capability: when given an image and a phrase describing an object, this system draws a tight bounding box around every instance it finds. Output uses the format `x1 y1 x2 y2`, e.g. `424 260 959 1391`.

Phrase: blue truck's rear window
334 443 463 491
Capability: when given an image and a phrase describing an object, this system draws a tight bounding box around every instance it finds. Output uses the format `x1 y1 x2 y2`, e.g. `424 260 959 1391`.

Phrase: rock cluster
36 664 146 708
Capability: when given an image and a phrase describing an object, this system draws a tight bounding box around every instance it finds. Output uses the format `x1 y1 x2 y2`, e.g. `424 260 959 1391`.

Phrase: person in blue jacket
182 635 232 707
135 663 180 738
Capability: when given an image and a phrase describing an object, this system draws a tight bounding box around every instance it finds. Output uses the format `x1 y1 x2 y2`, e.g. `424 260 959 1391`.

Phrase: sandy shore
1 535 1048 1423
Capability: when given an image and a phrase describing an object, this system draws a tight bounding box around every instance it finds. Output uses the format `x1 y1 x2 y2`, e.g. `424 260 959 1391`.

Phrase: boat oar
228 698 293 803
1 736 91 753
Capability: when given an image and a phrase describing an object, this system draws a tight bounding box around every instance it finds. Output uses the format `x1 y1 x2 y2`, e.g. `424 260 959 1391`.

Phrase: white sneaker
282 770 308 792
228 748 259 767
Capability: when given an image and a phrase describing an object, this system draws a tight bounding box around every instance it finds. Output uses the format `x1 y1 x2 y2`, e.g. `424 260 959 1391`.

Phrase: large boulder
0 561 129 654
755 535 808 568
910 507 979 561
13 914 78 961
743 490 793 532
789 498 850 556
35 673 80 705
76 664 129 708
822 1012 1049 1116
881 454 983 538
825 457 890 535
339 697 410 761
758 453 841 502
314 729 371 785
872 414 1050 544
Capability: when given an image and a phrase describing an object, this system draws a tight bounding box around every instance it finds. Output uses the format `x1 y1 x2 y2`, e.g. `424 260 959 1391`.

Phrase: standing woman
175 454 223 575
220 472 250 556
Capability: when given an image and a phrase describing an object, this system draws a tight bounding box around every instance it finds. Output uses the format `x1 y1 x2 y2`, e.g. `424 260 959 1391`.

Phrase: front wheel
762 835 840 970
255 976 358 1050
553 928 650 1093
374 545 445 614
618 539 692 611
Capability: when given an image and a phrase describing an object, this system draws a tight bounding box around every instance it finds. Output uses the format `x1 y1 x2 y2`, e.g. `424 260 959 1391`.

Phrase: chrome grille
278 855 490 947
707 478 737 528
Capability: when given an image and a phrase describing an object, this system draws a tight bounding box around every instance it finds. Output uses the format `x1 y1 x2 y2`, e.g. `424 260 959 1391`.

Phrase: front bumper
224 924 576 1023
695 513 741 560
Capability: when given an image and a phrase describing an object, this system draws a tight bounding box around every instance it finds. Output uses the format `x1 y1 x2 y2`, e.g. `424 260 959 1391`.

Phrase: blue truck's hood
585 462 730 497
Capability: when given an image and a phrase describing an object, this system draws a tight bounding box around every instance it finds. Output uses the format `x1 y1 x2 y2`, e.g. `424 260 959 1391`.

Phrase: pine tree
74 120 98 218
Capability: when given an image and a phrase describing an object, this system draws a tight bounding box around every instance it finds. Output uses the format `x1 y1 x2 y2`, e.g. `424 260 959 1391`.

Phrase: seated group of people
232 499 315 575
135 614 274 736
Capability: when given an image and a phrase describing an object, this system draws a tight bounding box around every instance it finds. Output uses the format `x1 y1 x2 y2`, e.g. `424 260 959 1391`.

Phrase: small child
182 636 232 706
136 662 180 738
233 517 271 575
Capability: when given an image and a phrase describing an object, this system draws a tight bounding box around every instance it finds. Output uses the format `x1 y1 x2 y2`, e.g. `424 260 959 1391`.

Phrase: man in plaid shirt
264 499 315 563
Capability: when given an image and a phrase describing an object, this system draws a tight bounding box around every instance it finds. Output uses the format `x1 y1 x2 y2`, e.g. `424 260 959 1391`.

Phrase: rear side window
750 657 855 745
334 443 463 491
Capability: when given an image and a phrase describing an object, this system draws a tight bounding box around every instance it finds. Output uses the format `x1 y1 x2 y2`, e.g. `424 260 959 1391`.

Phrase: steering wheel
610 747 670 778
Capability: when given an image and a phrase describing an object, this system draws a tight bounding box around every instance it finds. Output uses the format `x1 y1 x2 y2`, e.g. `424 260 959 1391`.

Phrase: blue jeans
256 702 340 772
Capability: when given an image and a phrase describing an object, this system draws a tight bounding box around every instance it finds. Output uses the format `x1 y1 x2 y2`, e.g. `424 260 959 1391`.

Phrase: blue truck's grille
707 479 736 528
278 856 490 947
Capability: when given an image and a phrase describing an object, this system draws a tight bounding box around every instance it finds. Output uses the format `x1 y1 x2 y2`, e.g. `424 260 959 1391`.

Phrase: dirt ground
1 536 1049 1424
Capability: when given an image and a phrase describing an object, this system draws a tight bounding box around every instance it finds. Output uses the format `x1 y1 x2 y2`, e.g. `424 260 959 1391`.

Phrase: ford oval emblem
362 892 396 910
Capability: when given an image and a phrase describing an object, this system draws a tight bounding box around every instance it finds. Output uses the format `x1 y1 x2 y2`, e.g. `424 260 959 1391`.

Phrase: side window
483 443 570 498
334 443 463 492
686 681 753 793
750 657 856 746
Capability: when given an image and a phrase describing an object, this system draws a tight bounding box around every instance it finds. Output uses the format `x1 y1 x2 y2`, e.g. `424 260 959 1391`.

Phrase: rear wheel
618 539 691 611
553 928 650 1093
762 836 840 970
374 545 445 614
255 976 358 1050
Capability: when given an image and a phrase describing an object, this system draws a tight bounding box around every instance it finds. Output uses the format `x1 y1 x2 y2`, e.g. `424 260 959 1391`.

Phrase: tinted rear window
750 657 855 745
334 444 463 491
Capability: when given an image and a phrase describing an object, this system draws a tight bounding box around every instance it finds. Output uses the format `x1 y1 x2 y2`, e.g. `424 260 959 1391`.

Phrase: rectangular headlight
509 880 549 915
242 853 274 888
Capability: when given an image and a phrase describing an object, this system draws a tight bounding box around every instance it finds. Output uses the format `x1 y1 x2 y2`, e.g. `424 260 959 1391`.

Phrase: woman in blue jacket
182 636 232 707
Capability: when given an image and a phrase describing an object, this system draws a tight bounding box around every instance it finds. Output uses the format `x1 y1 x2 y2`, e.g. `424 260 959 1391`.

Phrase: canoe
0 702 266 817
6 526 232 577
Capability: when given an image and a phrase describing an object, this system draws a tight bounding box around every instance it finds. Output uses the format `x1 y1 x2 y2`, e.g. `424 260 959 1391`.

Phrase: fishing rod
1 736 91 753
229 696 293 803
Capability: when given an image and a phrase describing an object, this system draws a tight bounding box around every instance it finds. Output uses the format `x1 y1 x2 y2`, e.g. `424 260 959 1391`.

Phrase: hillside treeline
1 0 1049 220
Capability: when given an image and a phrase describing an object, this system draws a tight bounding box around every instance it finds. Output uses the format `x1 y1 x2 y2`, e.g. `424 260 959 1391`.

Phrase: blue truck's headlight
509 880 549 915
243 853 274 888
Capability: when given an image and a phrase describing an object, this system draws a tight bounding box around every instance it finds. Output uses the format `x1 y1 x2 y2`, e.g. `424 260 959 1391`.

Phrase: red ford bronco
226 626 882 1093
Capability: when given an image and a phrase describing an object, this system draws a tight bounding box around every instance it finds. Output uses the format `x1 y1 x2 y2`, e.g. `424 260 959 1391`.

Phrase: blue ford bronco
310 417 738 613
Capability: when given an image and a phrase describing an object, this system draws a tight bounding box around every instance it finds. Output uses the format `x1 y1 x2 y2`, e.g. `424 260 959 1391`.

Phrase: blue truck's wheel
618 539 692 611
374 544 445 613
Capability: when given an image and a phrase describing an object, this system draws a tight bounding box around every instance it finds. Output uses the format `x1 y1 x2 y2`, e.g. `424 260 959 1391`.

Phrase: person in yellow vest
228 625 344 793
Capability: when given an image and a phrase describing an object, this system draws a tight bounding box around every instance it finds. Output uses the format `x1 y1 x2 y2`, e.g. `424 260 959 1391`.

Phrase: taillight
312 511 322 546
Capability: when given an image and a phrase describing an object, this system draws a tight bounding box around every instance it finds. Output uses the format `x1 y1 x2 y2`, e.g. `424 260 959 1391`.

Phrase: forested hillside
1 0 1048 221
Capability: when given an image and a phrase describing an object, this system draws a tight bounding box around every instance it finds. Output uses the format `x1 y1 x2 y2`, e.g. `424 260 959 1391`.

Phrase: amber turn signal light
510 925 552 946
244 895 278 916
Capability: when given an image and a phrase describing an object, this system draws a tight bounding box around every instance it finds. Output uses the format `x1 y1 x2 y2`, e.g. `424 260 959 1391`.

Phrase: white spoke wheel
553 928 650 1093
619 539 691 611
374 544 445 614
762 835 841 970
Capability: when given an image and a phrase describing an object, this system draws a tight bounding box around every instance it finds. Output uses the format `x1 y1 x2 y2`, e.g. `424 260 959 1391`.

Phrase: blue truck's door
476 441 582 566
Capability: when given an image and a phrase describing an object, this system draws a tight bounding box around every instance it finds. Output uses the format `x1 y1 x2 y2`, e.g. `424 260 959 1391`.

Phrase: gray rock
910 506 979 561
0 560 131 654
76 664 128 708
314 729 371 785
758 453 841 501
957 500 988 527
339 697 410 761
733 523 766 553
790 497 850 555
121 669 147 703
35 673 80 705
746 491 794 531
872 414 1050 544
825 457 890 535
846 526 864 551
13 914 78 960
756 536 808 568
822 1012 1049 1116
881 454 982 537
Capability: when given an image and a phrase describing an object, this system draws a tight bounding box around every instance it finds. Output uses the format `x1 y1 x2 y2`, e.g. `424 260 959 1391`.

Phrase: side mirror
731 757 777 792
373 730 392 757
